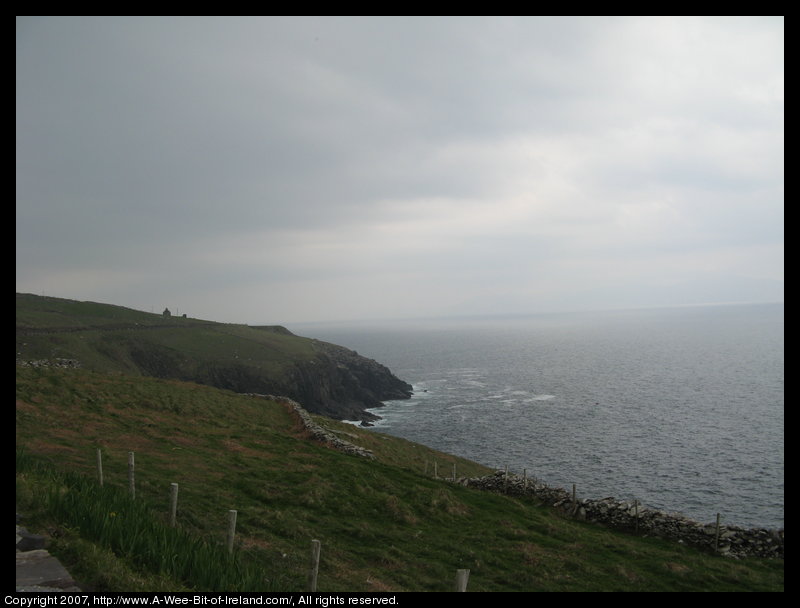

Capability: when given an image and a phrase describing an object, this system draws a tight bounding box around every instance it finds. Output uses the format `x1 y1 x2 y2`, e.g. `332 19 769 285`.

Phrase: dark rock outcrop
280 340 413 420
162 340 412 421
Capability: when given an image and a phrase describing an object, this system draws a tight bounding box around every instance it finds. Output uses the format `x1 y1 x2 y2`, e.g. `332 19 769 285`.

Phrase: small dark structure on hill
163 308 171 317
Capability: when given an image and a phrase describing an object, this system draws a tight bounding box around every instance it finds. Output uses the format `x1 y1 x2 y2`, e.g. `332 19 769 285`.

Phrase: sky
16 16 784 325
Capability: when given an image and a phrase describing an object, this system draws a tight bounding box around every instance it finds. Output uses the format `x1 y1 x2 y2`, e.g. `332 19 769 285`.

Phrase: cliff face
172 340 413 421
289 340 414 421
135 343 413 421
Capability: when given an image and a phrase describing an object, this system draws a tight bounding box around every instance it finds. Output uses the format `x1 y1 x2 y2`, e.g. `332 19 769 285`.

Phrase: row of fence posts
95 449 474 590
96 448 731 588
427 459 727 553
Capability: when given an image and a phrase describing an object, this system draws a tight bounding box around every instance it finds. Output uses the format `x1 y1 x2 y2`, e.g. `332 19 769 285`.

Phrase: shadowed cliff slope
16 293 412 420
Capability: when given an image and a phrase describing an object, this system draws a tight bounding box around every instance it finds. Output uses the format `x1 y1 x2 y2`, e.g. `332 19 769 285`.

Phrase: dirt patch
221 439 267 459
364 576 395 592
615 564 640 582
664 561 690 574
517 542 544 567
238 536 276 552
104 434 157 453
169 434 206 448
16 399 40 414
20 438 83 460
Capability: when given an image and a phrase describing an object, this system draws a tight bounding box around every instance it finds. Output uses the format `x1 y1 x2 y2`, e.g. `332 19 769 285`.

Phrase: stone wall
246 394 782 559
247 394 375 460
16 358 81 369
457 471 784 559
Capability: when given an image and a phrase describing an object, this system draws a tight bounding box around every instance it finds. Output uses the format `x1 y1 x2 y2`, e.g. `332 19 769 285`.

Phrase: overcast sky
16 16 783 324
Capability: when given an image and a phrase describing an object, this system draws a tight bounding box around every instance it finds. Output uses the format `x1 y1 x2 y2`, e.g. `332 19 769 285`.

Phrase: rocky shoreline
457 471 784 559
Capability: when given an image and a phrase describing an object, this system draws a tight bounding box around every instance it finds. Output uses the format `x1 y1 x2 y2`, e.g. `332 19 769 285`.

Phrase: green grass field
16 366 783 592
16 293 314 377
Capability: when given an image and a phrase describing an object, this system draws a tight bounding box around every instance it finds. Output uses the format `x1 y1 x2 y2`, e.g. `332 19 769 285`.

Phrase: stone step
16 521 82 592
16 549 82 592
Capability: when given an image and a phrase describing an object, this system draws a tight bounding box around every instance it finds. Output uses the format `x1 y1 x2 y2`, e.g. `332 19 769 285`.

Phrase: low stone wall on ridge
246 394 375 460
457 471 784 559
245 394 782 559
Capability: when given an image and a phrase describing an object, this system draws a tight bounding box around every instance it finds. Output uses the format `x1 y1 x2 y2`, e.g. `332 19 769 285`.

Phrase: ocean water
294 303 784 530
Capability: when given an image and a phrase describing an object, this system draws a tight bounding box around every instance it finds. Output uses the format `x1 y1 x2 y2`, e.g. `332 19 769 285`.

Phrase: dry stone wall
16 358 81 369
457 471 784 559
247 394 375 459
246 394 782 559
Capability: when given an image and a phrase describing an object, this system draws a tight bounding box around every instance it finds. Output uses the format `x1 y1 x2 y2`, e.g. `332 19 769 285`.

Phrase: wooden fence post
169 483 179 527
309 539 321 592
227 509 237 554
504 465 509 492
452 462 456 481
455 568 470 592
714 513 721 552
96 449 104 487
128 452 135 499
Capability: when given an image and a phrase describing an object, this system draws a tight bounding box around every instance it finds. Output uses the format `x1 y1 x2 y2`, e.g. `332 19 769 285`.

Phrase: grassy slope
16 366 783 592
16 293 317 380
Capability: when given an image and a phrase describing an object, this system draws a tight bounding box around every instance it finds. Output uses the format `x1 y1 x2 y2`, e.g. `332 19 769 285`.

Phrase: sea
293 303 784 530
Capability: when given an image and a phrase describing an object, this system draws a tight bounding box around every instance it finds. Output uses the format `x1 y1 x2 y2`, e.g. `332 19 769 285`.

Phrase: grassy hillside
16 293 412 420
16 293 315 376
16 366 783 592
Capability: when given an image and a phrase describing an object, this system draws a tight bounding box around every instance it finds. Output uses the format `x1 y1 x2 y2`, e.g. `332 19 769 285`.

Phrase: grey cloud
16 16 783 323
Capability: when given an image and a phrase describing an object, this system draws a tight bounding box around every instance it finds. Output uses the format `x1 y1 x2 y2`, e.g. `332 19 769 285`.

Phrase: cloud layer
16 16 783 323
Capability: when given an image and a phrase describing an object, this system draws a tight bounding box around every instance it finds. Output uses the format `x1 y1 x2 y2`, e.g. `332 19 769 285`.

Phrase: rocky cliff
156 337 413 421
298 339 413 421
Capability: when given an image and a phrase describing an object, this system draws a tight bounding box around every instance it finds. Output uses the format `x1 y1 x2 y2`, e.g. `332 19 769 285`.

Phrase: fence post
96 449 104 487
634 500 639 534
434 461 438 478
227 510 237 554
452 462 456 481
169 483 179 527
523 468 527 490
504 465 509 492
455 568 470 592
714 513 721 552
309 539 321 592
128 452 135 499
